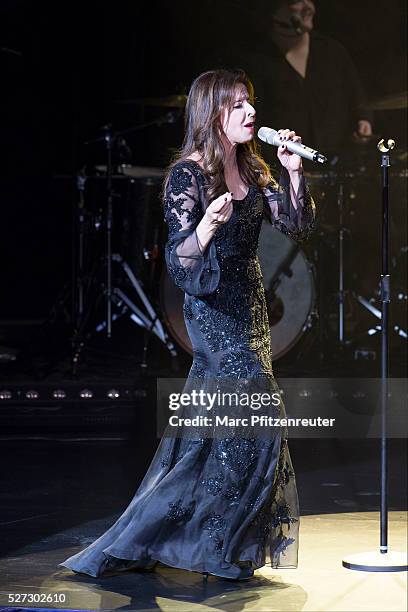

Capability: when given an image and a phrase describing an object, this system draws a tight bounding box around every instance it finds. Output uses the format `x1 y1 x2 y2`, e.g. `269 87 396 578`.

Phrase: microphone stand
342 138 407 572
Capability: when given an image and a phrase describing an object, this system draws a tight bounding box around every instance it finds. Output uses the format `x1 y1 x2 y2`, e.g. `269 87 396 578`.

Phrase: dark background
1 0 407 319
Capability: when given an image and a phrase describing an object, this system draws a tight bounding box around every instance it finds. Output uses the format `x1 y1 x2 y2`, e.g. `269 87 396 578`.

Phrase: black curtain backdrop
1 0 406 317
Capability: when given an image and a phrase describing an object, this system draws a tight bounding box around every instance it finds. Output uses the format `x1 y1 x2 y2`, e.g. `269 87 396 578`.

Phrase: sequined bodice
214 185 264 260
163 160 315 378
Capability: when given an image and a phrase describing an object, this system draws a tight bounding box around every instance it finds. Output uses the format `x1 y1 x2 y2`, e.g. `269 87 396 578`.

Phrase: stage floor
0 511 406 612
0 439 406 611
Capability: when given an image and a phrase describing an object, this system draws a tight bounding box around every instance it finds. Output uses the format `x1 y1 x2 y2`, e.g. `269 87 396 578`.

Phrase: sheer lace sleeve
164 163 220 297
263 168 316 242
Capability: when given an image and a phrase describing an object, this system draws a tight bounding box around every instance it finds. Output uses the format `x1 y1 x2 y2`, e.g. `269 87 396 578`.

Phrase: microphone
290 15 306 35
271 14 306 35
258 127 327 164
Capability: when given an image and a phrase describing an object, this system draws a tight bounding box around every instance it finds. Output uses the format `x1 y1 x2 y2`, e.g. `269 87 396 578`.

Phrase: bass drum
160 271 192 355
258 222 315 360
160 222 315 360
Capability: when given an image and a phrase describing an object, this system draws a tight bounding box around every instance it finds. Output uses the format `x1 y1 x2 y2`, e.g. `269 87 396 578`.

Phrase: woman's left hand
276 128 303 172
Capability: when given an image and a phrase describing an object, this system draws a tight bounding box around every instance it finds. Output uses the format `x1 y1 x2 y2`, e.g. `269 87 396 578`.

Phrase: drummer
248 0 373 159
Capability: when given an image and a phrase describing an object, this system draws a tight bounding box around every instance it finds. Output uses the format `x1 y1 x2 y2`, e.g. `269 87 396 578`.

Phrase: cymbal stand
71 113 180 374
74 169 87 327
105 125 114 338
95 253 178 360
337 181 346 344
329 168 352 349
141 227 162 370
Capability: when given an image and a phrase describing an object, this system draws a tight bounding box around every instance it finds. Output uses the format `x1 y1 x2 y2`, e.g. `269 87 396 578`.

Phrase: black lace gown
60 160 315 580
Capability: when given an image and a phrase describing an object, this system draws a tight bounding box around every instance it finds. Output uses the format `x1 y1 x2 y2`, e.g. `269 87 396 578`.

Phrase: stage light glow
107 389 120 399
25 390 40 399
79 389 93 399
53 389 67 399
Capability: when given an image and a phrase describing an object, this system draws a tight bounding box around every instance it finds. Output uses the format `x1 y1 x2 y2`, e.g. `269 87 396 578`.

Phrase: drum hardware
354 348 377 361
303 307 319 331
75 170 87 326
308 158 393 353
393 326 408 339
117 253 177 364
336 182 345 342
71 113 180 375
353 288 408 341
305 228 329 360
351 240 407 342
337 181 346 345
305 168 353 355
322 157 376 348
264 241 299 325
95 164 165 179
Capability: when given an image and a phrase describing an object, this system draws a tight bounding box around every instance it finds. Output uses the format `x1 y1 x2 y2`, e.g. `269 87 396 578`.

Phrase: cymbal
116 94 187 108
96 164 164 179
367 91 407 111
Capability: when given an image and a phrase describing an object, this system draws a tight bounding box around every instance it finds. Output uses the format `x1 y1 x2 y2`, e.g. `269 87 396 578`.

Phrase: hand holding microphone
275 128 304 172
258 126 327 165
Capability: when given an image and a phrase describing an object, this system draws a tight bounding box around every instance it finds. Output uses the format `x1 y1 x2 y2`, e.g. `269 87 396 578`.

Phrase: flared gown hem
59 548 264 579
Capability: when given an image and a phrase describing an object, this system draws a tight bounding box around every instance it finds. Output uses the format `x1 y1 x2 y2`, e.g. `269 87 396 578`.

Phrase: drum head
160 271 192 355
258 222 315 360
160 222 315 361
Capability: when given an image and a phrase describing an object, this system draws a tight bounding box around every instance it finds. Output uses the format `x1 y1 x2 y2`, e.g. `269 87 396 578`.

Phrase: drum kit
68 91 407 374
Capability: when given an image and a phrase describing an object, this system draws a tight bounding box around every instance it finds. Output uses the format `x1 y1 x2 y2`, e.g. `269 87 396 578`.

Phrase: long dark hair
164 69 272 202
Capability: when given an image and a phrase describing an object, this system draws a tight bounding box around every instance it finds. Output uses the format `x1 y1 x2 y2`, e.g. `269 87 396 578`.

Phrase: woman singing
60 68 315 581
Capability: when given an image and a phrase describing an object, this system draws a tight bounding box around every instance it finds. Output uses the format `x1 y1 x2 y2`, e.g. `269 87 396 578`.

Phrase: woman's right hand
205 192 233 227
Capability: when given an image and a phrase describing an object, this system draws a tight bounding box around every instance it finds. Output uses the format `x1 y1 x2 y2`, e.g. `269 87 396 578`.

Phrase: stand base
342 550 408 572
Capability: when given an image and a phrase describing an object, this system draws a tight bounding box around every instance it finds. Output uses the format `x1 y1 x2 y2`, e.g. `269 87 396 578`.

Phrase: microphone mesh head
257 127 277 144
